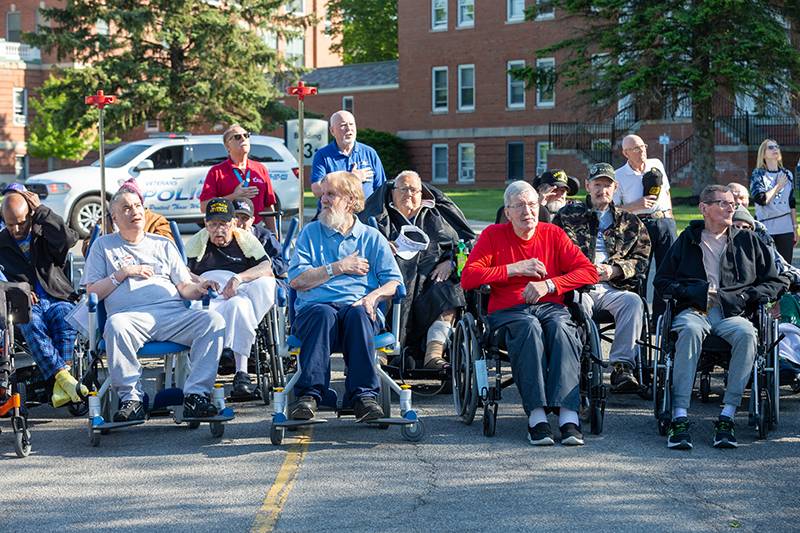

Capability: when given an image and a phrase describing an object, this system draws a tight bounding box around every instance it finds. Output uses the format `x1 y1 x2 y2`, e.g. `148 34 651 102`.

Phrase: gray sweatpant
104 303 225 402
671 307 757 410
581 284 643 366
487 303 582 413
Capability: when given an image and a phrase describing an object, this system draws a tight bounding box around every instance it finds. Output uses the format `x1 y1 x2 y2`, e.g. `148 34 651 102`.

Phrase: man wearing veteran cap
288 171 403 422
360 170 475 370
554 163 652 392
232 198 287 279
185 198 276 398
534 169 580 220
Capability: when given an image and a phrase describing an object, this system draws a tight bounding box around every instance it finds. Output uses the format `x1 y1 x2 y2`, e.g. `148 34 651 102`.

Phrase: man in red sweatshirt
461 181 599 446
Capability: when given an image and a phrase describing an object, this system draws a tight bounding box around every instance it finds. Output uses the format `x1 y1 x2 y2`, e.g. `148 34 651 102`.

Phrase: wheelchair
0 280 33 457
652 296 781 439
269 284 427 445
452 285 607 437
590 278 653 399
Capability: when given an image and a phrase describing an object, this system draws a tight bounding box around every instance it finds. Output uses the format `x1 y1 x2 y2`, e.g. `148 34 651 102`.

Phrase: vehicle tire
70 195 104 239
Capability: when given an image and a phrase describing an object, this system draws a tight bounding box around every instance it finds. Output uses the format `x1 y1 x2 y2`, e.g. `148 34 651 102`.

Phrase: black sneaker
183 393 218 419
610 363 639 393
289 395 316 420
667 417 693 450
559 423 585 446
231 371 255 398
113 400 145 422
217 348 236 376
713 416 738 449
353 396 384 422
527 422 555 446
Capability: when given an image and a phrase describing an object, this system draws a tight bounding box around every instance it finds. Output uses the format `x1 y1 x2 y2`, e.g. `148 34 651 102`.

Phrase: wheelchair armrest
276 284 287 307
88 292 98 313
392 283 407 304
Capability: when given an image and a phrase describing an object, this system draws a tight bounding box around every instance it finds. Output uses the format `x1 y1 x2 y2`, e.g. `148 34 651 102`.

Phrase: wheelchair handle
88 292 98 312
392 284 407 303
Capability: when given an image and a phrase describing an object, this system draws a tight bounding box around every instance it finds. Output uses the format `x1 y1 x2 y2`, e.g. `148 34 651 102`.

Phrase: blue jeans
293 303 381 403
18 295 77 380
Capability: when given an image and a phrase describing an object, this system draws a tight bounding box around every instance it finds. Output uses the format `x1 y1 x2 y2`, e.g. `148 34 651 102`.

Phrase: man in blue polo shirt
310 111 387 207
288 171 402 422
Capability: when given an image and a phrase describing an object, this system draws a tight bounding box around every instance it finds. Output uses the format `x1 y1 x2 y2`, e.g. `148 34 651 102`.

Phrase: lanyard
232 167 251 186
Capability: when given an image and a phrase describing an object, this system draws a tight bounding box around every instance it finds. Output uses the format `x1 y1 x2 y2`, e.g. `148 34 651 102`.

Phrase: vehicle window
250 144 283 163
93 143 151 168
189 143 229 167
148 146 184 169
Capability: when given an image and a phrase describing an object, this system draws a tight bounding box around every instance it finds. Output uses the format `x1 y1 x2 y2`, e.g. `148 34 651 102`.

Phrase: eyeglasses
507 202 539 212
704 200 736 209
767 144 780 150
396 186 422 195
231 132 251 141
625 144 648 153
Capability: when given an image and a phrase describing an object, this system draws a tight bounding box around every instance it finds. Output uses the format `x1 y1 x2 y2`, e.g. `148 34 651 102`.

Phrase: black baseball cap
205 198 234 222
534 169 580 196
587 163 617 182
232 198 254 218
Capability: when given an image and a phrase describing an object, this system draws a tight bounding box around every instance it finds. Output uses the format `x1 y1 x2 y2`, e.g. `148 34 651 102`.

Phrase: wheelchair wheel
188 421 201 430
452 315 478 425
757 389 770 440
590 404 604 436
270 425 285 445
482 403 497 437
209 421 224 438
699 374 711 403
12 417 31 458
401 419 425 442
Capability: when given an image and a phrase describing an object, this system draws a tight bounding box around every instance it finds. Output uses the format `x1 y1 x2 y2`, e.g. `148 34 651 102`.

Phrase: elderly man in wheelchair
461 181 598 446
554 162 652 393
185 198 276 399
653 184 784 450
82 188 225 423
287 171 403 422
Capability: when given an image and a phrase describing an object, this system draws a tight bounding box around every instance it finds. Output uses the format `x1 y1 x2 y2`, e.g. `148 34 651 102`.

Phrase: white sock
234 352 249 374
528 407 547 427
721 404 736 419
672 407 688 420
558 408 579 427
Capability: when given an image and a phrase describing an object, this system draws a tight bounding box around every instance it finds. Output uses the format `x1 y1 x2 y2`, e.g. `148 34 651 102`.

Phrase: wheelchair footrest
183 408 235 423
272 418 328 428
91 420 146 431
364 417 417 426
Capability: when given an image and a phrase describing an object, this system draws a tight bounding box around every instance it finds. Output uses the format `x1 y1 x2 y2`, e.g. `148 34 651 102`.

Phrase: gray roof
302 60 398 90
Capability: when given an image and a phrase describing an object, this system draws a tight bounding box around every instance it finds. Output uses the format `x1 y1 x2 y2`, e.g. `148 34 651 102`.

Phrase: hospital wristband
325 263 335 277
110 272 121 287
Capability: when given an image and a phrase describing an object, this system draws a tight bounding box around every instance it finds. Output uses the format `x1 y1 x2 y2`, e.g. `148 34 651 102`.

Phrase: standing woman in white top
749 139 798 264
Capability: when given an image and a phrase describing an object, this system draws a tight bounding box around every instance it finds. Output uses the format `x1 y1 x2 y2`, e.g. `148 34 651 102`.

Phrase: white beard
546 198 567 213
319 208 352 234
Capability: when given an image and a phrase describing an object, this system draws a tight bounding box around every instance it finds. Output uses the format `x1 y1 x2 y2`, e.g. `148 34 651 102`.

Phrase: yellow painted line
251 430 312 533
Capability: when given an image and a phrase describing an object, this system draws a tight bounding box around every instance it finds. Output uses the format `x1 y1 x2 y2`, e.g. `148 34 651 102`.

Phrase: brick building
287 0 799 189
0 0 340 183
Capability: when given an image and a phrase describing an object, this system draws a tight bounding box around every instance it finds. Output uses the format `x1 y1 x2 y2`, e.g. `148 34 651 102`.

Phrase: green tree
326 0 398 64
357 128 409 179
517 1 800 193
25 0 310 160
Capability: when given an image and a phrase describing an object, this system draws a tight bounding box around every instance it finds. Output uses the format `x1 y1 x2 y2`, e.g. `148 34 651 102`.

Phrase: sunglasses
767 144 780 150
231 132 251 141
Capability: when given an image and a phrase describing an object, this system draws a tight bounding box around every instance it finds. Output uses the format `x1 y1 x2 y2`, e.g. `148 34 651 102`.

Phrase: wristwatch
545 279 556 294
325 263 334 277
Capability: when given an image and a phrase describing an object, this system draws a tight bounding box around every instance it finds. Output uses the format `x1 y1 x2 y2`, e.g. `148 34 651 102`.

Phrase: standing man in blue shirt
288 171 402 422
310 111 387 207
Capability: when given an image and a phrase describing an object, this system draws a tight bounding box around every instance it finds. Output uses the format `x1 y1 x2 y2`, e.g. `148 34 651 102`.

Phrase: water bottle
212 384 225 411
88 392 101 418
456 241 468 276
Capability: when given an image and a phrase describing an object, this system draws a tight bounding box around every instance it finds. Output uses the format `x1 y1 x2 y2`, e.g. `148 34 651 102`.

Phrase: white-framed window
13 88 27 126
536 141 552 175
144 119 159 132
431 0 448 30
432 66 448 112
285 36 305 67
507 0 525 22
432 144 449 184
507 60 526 109
535 0 555 20
6 10 21 42
342 95 354 113
288 0 304 14
15 155 28 181
457 0 475 28
507 142 525 181
35 4 46 32
535 57 555 107
458 64 475 112
458 143 475 183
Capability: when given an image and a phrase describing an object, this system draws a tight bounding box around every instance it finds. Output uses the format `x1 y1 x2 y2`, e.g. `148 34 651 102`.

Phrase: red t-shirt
461 222 599 314
200 158 276 224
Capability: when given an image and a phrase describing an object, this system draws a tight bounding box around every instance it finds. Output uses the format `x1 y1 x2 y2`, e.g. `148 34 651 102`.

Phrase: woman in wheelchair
461 181 598 446
359 170 475 370
653 185 785 450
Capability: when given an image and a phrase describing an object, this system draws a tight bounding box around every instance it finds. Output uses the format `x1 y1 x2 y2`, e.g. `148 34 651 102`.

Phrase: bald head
728 182 749 208
621 134 648 167
2 193 32 240
330 110 357 150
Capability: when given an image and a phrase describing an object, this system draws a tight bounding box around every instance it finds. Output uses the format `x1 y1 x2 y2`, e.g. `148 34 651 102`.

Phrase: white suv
25 134 300 237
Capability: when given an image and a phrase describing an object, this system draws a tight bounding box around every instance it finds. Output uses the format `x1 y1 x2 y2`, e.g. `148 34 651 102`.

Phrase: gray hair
110 188 140 209
504 180 538 207
394 170 421 184
329 110 355 127
727 182 749 198
700 184 732 203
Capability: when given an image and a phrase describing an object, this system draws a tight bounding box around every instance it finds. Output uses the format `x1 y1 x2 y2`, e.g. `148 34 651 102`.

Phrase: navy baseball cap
232 198 255 218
